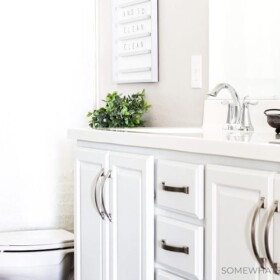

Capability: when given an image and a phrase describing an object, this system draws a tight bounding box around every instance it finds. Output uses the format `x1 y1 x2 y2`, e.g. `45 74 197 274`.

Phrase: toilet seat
0 229 74 279
0 229 74 252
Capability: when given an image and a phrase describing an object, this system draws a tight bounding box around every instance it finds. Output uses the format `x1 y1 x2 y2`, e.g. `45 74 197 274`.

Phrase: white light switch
191 55 202 89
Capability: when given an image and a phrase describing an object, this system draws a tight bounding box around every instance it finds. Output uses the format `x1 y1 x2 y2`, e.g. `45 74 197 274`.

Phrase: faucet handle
242 96 258 106
244 100 258 106
239 96 258 131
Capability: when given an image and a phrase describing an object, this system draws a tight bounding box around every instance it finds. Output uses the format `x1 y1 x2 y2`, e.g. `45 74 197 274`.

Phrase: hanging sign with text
112 0 158 83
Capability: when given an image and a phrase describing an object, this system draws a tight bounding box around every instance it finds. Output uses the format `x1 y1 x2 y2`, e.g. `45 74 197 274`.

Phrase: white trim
118 0 150 8
113 78 156 84
94 0 100 109
118 15 151 25
112 0 118 84
151 0 158 82
74 148 81 280
119 50 151 57
119 66 151 73
118 32 151 41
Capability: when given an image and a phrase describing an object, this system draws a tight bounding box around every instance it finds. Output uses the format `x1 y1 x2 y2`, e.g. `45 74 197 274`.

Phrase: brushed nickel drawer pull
101 170 112 222
93 168 105 220
162 182 189 194
251 197 266 269
264 200 280 275
161 240 189 254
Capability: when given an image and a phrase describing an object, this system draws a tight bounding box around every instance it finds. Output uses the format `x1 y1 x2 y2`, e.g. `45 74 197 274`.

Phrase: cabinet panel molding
76 148 109 280
108 152 154 280
206 164 275 280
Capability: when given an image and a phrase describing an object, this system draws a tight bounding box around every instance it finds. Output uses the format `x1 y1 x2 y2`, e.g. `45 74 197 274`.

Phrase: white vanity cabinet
206 165 276 280
75 148 154 280
70 128 280 280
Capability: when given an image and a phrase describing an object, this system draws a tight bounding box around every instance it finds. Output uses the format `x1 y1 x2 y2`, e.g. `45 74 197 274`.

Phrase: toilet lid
0 229 74 251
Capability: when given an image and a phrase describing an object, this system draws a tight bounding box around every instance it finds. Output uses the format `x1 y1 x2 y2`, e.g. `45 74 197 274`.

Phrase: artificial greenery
87 90 151 128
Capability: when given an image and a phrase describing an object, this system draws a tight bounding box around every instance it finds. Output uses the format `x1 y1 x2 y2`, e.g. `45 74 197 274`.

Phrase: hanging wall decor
112 0 158 83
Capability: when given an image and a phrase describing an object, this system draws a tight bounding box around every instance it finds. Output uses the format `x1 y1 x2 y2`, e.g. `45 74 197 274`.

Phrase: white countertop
68 127 280 163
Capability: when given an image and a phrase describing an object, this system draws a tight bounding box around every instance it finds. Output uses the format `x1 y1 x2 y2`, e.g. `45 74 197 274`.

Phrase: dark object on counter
264 109 280 134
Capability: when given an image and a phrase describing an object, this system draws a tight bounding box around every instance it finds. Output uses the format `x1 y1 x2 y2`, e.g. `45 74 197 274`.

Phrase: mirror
209 0 280 99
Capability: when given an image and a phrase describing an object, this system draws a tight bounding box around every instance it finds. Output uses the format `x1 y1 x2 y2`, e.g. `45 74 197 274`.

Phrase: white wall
0 0 96 232
98 0 208 127
209 0 280 100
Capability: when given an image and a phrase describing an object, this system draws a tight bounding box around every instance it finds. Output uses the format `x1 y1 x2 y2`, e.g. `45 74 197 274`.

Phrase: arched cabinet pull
101 170 112 222
251 197 266 269
264 200 280 275
92 168 105 220
162 182 189 194
161 240 189 255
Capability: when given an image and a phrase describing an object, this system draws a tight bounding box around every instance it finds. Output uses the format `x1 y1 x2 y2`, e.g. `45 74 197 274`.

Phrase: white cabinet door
107 152 154 280
206 165 275 280
76 148 109 280
272 175 280 279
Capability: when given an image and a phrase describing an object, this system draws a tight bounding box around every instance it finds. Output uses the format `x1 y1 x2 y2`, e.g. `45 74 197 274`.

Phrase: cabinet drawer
156 160 204 219
156 216 203 280
156 269 187 280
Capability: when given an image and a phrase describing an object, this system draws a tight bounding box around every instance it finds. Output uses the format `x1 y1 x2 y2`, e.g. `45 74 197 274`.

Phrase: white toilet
0 229 74 280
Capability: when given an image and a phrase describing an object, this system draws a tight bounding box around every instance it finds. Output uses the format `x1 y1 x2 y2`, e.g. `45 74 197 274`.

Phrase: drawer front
156 270 187 280
157 160 204 219
156 216 204 280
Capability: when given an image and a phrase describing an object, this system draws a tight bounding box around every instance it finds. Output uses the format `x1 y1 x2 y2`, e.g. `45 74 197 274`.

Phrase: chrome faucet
209 83 242 130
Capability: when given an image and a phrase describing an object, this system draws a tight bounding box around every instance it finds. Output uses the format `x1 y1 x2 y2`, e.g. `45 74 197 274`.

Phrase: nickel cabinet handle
101 170 112 222
264 200 280 275
93 168 105 220
161 240 189 255
162 182 189 194
251 197 266 269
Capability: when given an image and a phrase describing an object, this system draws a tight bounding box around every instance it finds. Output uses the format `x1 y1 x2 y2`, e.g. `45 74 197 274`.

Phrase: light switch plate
191 55 202 89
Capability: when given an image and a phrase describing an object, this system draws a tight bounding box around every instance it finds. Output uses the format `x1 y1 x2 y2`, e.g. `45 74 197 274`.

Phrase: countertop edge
68 128 280 163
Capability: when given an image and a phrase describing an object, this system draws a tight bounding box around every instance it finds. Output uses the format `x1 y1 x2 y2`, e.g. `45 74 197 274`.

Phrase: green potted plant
87 89 151 128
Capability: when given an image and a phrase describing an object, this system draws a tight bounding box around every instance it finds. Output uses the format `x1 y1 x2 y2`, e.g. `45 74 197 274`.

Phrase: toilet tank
0 229 74 280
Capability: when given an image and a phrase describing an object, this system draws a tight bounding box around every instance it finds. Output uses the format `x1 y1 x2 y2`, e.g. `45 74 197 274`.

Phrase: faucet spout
209 83 242 130
209 83 241 110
